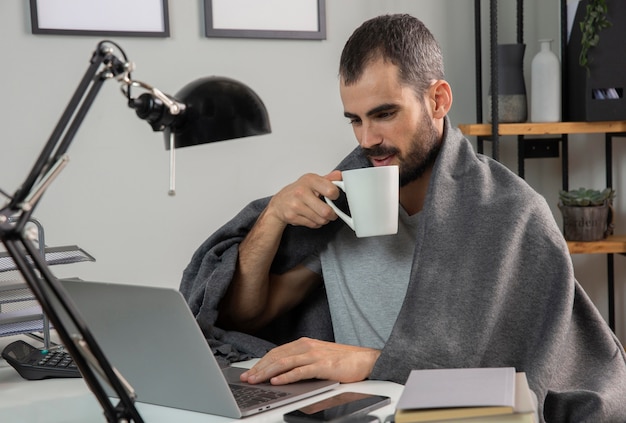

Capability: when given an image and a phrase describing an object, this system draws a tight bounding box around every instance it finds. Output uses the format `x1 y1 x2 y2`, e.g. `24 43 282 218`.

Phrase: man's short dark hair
339 14 445 96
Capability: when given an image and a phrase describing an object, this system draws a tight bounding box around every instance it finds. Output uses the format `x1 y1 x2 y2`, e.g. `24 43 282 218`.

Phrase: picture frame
204 0 326 40
29 0 170 37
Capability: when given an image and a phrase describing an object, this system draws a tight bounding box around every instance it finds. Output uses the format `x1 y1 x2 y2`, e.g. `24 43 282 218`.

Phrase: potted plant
558 187 615 241
579 0 611 74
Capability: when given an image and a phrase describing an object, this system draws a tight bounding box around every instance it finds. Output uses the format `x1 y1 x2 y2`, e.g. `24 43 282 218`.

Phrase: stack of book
395 367 537 423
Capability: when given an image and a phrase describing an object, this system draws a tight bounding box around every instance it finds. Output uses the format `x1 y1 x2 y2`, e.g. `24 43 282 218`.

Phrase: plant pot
558 202 614 241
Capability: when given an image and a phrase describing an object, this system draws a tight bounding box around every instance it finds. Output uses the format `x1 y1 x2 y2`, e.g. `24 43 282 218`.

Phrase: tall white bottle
530 39 561 122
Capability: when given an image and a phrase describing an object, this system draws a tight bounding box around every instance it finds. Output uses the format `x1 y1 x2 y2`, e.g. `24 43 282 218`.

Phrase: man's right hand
265 170 343 229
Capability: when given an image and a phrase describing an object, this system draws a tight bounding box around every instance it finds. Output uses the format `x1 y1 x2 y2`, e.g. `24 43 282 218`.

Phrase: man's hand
266 170 342 229
240 337 381 385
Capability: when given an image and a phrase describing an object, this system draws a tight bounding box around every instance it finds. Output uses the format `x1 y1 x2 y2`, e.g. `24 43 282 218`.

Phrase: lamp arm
8 46 114 211
120 76 185 117
3 42 125 229
0 41 144 423
21 155 69 212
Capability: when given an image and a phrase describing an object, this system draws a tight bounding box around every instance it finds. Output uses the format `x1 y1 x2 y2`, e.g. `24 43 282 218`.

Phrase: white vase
530 39 561 122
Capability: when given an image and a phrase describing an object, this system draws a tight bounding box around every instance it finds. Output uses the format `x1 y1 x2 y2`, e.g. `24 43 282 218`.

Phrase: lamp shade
164 76 271 149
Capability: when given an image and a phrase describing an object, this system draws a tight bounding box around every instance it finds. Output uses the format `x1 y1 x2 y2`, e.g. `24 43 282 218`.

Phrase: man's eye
348 118 361 125
377 111 395 119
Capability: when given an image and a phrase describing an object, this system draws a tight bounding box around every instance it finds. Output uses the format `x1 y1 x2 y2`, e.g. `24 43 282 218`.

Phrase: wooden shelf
458 121 626 137
567 235 626 255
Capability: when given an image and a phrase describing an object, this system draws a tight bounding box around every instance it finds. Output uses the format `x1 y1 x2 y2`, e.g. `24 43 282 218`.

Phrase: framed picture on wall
205 0 326 40
29 0 170 37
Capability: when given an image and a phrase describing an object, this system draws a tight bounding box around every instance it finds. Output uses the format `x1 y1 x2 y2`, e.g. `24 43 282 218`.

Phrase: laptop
57 279 339 418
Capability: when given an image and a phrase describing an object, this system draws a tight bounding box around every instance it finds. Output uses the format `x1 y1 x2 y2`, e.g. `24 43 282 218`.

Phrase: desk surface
0 335 403 423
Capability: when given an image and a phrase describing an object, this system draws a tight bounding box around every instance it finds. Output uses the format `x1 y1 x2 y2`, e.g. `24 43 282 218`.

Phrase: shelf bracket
522 138 561 159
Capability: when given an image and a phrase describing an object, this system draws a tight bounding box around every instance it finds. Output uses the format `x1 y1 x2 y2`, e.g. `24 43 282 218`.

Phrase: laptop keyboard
229 383 290 409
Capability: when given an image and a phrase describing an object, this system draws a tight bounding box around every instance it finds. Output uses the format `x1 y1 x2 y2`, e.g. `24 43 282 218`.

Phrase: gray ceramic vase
488 43 528 123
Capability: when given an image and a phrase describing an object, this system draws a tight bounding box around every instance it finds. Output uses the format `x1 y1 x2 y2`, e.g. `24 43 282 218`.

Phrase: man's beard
363 114 441 187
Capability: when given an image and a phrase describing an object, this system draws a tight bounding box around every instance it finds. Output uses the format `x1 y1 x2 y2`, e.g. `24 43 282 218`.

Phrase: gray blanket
180 119 626 422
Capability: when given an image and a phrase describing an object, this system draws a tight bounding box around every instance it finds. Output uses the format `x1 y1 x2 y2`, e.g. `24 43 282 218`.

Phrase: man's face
340 59 441 186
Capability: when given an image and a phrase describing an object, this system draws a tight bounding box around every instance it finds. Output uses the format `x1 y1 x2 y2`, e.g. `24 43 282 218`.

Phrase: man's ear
428 80 453 119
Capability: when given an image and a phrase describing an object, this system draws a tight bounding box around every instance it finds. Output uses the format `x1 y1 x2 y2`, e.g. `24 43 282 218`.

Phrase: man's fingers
269 363 317 385
242 354 310 384
241 338 316 383
241 338 379 385
270 180 337 228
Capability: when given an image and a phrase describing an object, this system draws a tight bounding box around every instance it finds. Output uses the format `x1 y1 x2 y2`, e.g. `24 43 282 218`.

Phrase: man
181 14 626 422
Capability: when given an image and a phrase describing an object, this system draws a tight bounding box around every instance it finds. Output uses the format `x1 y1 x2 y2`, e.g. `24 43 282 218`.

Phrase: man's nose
358 123 382 149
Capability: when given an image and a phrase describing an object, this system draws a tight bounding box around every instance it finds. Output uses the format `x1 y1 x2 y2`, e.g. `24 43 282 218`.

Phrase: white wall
1 1 622 342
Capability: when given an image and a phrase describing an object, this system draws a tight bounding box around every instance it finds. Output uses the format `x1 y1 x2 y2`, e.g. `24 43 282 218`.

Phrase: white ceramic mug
324 165 399 238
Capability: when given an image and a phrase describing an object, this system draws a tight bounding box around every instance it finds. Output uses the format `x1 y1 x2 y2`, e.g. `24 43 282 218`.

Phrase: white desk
0 335 403 423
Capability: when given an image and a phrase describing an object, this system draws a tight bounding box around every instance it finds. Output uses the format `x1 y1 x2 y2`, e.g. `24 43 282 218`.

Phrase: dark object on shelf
566 0 626 121
487 44 527 123
2 339 81 380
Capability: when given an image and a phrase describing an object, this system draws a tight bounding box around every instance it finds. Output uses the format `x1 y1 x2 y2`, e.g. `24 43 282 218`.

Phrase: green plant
579 0 611 74
559 187 615 206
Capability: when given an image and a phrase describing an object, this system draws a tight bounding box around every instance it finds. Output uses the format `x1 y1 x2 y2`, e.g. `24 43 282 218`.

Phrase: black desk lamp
130 73 270 195
0 40 270 423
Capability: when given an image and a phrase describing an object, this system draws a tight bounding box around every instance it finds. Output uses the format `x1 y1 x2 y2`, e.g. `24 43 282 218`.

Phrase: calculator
2 339 81 380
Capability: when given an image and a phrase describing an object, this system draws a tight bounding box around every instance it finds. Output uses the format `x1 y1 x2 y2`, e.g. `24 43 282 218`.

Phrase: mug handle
324 181 355 231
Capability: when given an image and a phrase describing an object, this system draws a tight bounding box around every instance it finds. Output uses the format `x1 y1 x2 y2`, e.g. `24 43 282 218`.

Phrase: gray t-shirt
304 207 421 349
